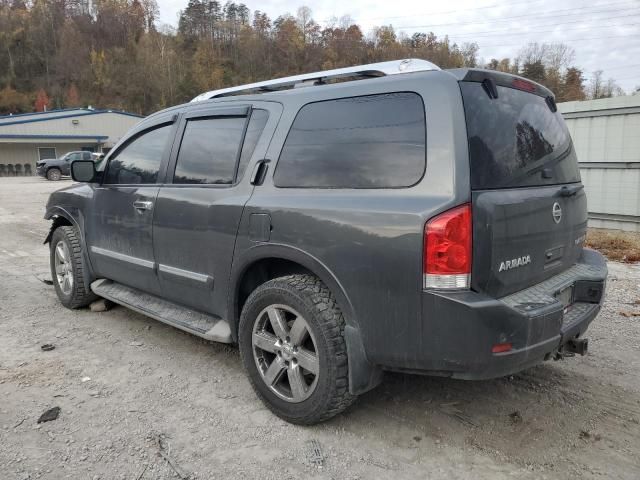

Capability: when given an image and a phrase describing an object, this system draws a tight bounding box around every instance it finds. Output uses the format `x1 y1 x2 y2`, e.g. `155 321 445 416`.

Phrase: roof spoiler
447 68 554 98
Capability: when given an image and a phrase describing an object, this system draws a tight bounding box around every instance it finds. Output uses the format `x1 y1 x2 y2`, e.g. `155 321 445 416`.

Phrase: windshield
460 81 581 190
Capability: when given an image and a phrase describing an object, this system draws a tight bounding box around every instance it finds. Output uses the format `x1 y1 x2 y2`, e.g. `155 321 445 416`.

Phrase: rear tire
49 226 97 309
239 274 356 425
46 168 61 181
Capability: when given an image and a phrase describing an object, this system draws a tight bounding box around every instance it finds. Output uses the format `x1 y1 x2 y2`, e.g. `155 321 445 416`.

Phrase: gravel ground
1 177 639 480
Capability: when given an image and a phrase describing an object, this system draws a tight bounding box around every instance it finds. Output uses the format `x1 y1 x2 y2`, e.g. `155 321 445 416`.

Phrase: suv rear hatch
458 71 587 298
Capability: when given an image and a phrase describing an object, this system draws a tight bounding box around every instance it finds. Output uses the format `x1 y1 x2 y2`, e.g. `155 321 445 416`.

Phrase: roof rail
191 58 440 102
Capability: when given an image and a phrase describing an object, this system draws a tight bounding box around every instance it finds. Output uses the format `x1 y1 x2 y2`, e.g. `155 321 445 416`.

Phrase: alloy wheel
54 240 73 295
252 304 320 403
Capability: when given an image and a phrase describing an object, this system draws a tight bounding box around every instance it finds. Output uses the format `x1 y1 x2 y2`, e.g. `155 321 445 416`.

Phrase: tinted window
104 124 172 184
274 93 426 188
460 82 580 189
82 151 92 160
236 109 268 181
173 117 246 184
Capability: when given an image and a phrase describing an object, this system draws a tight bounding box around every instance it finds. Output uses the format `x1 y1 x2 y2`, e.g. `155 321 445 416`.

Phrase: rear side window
274 92 426 188
460 82 580 190
236 109 268 181
173 117 246 184
104 124 172 184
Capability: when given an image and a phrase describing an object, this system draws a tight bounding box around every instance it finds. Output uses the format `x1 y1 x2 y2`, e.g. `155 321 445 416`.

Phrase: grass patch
586 228 640 263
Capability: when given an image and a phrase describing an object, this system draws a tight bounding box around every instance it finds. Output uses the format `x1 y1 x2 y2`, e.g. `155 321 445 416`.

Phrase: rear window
460 82 580 190
174 116 246 185
274 92 426 188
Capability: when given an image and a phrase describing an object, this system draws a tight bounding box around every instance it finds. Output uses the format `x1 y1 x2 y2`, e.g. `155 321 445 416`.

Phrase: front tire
46 168 61 181
49 226 97 309
239 274 356 424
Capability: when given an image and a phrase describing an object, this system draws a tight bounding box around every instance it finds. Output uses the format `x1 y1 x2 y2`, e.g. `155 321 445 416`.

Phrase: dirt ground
587 228 640 263
1 177 639 480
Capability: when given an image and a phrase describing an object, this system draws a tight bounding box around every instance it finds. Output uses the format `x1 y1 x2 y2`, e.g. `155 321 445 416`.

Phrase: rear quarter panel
234 71 472 369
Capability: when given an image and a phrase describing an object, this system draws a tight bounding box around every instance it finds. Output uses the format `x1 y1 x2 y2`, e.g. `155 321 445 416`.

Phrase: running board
91 279 232 343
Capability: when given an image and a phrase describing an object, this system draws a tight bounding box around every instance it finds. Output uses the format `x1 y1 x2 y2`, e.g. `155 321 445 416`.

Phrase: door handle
250 159 270 186
133 200 153 211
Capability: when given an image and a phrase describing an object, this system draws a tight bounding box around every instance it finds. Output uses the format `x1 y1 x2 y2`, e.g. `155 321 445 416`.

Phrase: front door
152 102 280 316
61 152 77 176
87 121 176 294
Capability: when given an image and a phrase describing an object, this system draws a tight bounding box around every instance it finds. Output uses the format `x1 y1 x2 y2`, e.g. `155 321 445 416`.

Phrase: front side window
173 116 246 185
104 124 172 184
274 92 426 188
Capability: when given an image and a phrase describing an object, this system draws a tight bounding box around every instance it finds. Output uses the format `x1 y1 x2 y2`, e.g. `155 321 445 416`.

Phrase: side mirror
71 160 97 183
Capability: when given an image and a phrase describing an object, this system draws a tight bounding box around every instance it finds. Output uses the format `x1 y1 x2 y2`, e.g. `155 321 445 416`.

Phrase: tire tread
51 226 97 309
240 274 356 424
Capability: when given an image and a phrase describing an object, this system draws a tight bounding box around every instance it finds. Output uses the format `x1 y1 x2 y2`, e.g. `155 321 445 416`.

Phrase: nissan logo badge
552 202 562 224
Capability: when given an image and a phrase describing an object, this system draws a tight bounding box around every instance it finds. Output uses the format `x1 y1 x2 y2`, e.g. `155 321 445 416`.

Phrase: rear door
87 118 177 295
152 101 281 316
460 77 587 298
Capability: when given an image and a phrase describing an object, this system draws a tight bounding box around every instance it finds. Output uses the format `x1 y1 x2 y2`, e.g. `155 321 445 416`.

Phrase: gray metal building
0 108 143 176
559 95 640 232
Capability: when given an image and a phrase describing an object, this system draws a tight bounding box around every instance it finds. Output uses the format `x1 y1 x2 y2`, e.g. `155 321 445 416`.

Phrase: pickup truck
36 151 98 181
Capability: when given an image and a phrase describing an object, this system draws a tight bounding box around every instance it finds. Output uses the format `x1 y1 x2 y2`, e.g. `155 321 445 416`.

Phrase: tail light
491 342 513 354
512 78 536 93
423 203 472 290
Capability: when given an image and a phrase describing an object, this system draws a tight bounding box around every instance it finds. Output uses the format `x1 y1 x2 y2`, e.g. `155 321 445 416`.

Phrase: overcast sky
157 0 640 92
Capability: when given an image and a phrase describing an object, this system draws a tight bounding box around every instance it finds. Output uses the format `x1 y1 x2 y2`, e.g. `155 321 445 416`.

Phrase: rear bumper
405 248 607 379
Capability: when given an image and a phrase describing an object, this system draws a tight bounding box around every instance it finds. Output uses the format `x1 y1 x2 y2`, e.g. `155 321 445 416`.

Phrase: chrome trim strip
90 246 155 269
158 264 211 284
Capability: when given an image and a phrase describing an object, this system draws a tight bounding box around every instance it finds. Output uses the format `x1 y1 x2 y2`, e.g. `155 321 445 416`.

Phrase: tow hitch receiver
554 338 589 360
564 338 589 356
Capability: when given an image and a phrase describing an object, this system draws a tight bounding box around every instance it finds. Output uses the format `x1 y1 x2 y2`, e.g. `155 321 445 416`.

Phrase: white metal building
559 95 640 232
0 108 143 176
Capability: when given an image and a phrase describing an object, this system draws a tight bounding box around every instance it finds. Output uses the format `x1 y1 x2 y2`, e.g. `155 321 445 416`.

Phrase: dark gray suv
44 59 607 424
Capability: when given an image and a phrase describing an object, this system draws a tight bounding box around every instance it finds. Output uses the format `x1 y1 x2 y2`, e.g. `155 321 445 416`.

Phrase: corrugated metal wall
0 110 142 175
0 143 92 176
0 112 141 145
559 96 640 232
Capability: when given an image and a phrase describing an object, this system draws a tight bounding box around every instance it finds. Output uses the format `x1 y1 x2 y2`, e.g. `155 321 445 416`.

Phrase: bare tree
544 43 575 71
589 70 625 99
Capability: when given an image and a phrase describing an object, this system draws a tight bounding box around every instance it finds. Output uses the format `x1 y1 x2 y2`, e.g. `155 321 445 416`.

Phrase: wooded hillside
0 0 625 115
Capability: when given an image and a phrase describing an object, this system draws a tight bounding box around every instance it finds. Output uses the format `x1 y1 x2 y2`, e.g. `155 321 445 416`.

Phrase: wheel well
44 215 73 244
236 258 313 329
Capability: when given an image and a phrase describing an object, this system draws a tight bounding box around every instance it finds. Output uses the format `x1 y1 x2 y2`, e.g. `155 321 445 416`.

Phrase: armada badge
499 255 531 272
